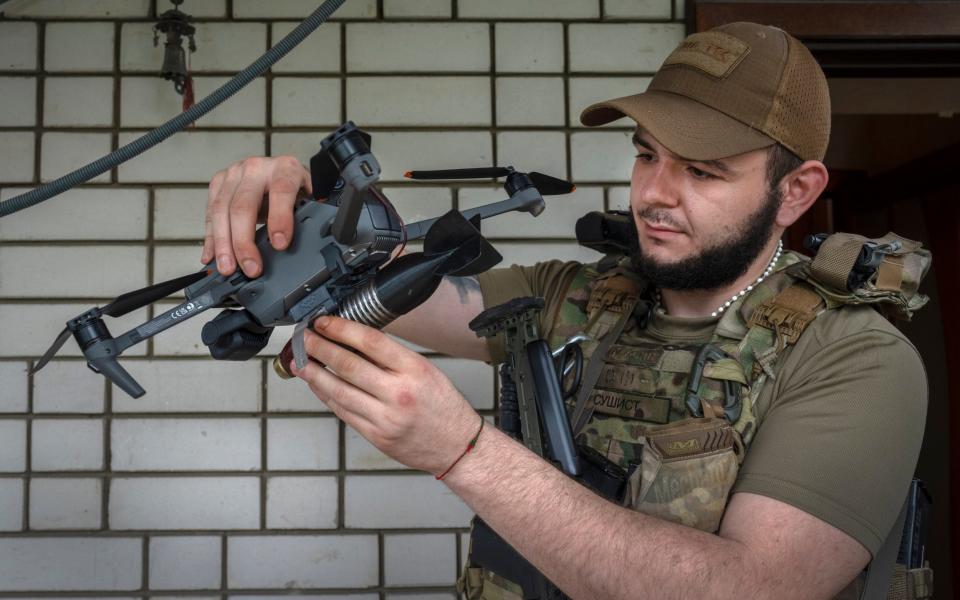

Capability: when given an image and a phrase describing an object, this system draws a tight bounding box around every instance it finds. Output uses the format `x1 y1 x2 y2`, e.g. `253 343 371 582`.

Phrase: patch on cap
662 31 750 79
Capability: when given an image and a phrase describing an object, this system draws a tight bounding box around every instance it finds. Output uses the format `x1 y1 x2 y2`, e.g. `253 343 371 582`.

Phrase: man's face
629 129 781 291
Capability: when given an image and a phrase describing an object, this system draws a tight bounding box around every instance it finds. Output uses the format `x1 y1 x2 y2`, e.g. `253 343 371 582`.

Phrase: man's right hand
202 155 312 278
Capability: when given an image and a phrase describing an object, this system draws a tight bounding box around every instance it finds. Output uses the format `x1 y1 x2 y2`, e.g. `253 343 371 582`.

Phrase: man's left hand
290 315 482 476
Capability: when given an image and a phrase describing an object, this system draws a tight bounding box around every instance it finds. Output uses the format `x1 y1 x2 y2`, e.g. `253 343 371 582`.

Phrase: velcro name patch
662 31 750 78
589 389 671 423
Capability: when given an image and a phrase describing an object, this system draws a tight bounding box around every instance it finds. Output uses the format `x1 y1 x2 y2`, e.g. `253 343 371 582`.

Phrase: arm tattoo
445 275 481 304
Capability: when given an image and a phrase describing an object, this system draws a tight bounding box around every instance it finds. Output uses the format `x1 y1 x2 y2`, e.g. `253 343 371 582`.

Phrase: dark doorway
690 2 959 595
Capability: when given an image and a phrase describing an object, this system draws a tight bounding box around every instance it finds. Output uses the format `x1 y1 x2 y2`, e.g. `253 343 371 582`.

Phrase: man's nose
634 162 680 208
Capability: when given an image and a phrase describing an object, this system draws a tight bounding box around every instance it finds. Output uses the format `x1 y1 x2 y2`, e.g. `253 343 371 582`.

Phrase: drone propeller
33 326 73 373
405 167 512 180
404 167 575 196
102 270 210 317
32 269 210 373
527 172 576 196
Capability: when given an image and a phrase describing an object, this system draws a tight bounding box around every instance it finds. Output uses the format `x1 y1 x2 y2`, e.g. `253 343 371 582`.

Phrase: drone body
185 188 402 332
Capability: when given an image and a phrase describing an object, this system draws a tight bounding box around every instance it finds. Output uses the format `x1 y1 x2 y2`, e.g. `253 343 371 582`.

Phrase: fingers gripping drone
33 122 576 398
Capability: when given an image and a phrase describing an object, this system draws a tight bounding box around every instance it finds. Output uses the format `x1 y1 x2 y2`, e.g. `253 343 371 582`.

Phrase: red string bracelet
436 416 485 480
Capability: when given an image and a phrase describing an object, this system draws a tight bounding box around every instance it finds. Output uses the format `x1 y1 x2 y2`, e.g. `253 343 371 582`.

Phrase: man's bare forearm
443 425 769 600
383 275 490 361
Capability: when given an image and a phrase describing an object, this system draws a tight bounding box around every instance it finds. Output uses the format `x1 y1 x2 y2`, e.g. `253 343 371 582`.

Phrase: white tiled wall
0 0 682 597
29 477 103 529
345 23 490 72
0 537 143 590
149 536 223 590
0 76 36 126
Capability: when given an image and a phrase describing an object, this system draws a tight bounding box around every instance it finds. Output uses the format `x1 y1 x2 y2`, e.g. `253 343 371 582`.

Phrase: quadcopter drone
32 122 576 398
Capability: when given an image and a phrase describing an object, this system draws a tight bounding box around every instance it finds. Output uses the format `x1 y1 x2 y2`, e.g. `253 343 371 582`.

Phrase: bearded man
202 22 926 599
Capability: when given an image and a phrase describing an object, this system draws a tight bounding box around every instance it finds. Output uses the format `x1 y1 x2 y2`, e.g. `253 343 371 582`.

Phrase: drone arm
331 184 362 244
323 123 381 245
405 187 545 241
460 186 545 221
112 289 223 354
80 289 226 399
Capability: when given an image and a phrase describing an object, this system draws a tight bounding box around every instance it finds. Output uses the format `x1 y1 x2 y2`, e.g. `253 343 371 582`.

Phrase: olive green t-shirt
477 260 927 558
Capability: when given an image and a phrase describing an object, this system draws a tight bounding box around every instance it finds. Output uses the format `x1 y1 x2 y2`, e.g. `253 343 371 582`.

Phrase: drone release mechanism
275 208 501 377
32 122 576 397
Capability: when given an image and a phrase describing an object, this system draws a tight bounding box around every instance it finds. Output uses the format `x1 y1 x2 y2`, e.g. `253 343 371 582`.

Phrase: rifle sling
570 300 637 436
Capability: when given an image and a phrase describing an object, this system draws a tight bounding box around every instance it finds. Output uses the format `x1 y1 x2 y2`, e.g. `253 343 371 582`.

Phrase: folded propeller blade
529 172 576 196
32 325 72 373
405 167 512 180
102 269 210 318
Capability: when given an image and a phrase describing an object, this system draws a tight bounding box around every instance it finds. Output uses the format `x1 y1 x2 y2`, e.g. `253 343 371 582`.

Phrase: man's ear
775 160 829 228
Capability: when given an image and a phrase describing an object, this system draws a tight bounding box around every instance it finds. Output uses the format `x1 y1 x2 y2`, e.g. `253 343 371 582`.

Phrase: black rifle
469 296 580 475
466 296 588 600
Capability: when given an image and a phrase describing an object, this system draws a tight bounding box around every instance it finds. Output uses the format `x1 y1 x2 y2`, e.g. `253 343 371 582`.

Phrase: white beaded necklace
654 239 784 318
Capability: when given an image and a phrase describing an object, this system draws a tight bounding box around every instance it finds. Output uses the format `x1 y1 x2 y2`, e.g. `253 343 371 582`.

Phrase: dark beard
632 187 781 291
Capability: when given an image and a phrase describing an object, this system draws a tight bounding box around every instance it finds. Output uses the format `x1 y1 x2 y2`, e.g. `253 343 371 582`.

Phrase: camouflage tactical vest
461 233 932 600
548 251 801 528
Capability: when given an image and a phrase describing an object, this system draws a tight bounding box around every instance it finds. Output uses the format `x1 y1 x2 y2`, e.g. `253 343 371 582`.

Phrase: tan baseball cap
580 22 831 161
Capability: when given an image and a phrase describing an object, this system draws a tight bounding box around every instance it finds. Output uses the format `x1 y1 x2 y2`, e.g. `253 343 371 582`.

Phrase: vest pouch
625 417 743 533
801 232 931 321
458 566 526 600
458 566 483 600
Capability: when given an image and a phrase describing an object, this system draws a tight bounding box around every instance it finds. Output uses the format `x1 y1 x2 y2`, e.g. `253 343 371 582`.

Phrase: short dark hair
766 143 803 193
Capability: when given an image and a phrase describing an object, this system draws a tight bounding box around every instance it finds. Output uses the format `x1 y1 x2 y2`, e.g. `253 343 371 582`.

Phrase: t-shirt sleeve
733 308 928 557
476 260 583 363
